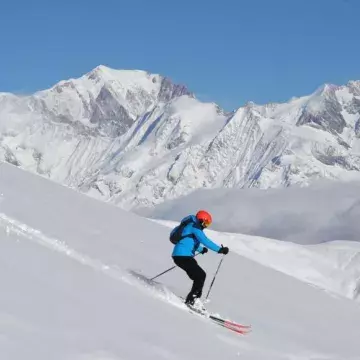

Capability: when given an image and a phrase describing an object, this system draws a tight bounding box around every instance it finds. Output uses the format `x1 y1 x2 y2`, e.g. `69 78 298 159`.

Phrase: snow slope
1 67 360 210
154 219 360 303
142 184 360 301
1 162 360 359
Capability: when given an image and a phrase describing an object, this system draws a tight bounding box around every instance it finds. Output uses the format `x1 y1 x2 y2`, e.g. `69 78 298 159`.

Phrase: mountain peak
83 65 193 102
313 83 339 97
85 65 160 91
88 65 152 79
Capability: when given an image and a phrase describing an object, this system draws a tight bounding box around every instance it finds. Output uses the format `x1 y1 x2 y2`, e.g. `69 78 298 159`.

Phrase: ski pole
150 253 200 281
205 255 225 300
150 265 177 281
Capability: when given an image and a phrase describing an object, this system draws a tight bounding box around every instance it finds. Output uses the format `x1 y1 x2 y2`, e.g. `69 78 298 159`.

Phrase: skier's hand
201 247 208 254
218 245 229 255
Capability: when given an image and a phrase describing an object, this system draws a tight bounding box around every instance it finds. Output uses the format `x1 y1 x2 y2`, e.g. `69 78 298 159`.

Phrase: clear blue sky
0 0 359 110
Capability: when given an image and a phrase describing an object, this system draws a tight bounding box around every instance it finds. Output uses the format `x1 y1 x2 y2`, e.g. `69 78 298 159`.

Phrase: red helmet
196 210 212 227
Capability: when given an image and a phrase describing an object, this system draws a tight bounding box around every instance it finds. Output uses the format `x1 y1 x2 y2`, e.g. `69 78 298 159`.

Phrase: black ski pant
173 256 206 303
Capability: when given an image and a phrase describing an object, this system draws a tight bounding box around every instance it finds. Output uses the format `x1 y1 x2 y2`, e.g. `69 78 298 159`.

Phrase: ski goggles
202 219 212 228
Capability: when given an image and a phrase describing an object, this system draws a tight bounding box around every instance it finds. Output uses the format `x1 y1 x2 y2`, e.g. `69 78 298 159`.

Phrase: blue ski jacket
171 215 221 257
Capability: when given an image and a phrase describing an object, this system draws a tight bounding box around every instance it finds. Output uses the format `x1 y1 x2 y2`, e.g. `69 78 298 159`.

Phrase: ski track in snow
0 212 189 313
0 212 252 335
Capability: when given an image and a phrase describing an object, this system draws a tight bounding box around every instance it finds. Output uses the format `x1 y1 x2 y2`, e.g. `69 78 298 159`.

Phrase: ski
208 314 251 335
186 305 251 335
128 271 251 335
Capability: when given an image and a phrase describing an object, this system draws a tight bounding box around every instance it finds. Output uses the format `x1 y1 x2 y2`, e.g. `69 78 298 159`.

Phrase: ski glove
218 245 229 255
201 247 208 254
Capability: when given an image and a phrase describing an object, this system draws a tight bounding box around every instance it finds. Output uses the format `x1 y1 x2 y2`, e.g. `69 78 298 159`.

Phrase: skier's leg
190 264 206 298
186 260 206 303
173 256 206 304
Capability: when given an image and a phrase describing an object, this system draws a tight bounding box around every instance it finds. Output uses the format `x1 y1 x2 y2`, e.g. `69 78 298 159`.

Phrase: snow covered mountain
1 66 360 209
1 162 360 359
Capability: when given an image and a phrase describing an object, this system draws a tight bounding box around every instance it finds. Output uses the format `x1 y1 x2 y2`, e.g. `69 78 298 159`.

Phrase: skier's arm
193 228 221 253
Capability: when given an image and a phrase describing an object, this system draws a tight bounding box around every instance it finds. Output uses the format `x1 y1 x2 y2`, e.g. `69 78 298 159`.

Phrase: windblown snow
1 66 360 209
1 162 360 359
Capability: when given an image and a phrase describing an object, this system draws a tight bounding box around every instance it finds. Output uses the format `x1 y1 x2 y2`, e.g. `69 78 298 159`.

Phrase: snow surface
1 162 360 359
141 182 360 299
153 219 360 302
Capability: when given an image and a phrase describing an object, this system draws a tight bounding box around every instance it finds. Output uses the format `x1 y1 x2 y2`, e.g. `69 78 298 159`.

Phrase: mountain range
1 65 360 209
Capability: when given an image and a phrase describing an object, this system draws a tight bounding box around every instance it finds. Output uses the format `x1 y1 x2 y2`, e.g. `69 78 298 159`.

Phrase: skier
170 210 229 307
